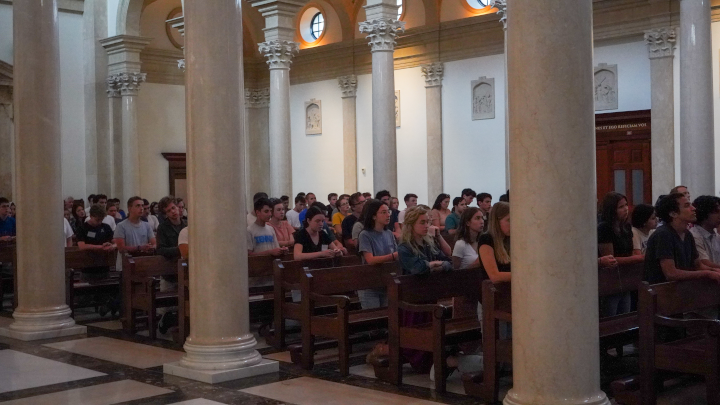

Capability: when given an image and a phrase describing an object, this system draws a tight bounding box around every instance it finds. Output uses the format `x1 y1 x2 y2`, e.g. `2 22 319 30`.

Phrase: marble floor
0 304 713 405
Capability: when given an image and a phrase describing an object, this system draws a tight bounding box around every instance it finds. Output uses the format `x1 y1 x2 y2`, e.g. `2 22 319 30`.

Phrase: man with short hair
76 205 118 315
644 193 720 284
298 192 317 223
280 195 290 212
375 190 391 206
107 204 122 224
114 196 156 254
0 197 16 242
671 185 691 201
156 196 187 260
87 194 96 210
142 199 159 233
247 198 287 256
96 194 108 210
461 188 477 206
690 196 720 269
286 195 306 230
247 192 268 225
477 192 493 232
341 192 366 248
64 196 75 211
328 193 338 214
396 193 418 225
85 202 118 232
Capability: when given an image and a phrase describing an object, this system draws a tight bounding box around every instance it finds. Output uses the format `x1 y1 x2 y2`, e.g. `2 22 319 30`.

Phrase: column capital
109 72 147 97
338 75 358 98
359 19 405 52
491 0 507 30
245 88 270 108
644 28 676 59
247 0 304 42
421 62 444 87
259 40 299 69
100 35 152 75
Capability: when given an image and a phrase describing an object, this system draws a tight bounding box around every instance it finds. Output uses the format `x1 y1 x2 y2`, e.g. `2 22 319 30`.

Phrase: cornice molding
140 47 185 85
0 60 12 87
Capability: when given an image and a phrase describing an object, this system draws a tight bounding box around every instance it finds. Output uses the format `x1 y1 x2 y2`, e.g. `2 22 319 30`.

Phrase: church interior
2 0 720 404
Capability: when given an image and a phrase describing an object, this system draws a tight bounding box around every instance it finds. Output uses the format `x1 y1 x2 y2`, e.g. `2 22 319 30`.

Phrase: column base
0 325 87 341
503 389 610 405
164 358 278 384
0 306 86 341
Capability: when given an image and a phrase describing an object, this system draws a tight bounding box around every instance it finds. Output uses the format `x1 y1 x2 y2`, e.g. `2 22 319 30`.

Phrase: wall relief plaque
471 76 495 120
594 63 618 111
305 99 322 135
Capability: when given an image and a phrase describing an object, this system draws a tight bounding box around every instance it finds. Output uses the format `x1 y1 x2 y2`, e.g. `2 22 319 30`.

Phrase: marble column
492 0 509 189
360 0 405 196
421 63 444 200
0 0 86 341
0 82 12 200
680 0 715 195
106 77 123 200
100 35 151 202
645 28 676 202
339 75 358 193
245 88 271 206
504 0 609 404
163 0 278 383
250 0 303 198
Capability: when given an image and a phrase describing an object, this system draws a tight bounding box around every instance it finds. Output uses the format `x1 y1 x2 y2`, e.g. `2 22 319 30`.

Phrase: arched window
310 12 324 40
397 0 403 19
466 0 490 9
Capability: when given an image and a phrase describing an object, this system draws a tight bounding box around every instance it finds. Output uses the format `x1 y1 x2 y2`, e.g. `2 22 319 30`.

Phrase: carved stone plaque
594 63 618 111
471 77 495 120
305 99 322 135
395 90 401 128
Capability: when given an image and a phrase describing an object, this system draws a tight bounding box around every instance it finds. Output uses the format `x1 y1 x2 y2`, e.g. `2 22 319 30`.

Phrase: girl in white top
452 207 484 269
630 204 657 256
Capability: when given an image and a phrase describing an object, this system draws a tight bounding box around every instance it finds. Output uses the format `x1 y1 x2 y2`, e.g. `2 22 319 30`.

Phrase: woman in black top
293 207 347 261
71 202 87 235
479 202 511 283
597 192 642 317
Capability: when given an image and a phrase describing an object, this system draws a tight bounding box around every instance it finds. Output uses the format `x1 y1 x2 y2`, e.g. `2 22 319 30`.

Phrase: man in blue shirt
0 197 16 241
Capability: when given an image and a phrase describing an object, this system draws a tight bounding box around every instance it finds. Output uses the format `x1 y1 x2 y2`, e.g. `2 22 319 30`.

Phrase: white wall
442 54 507 203
137 83 186 201
594 40 651 113
0 4 87 200
107 0 120 36
712 22 720 194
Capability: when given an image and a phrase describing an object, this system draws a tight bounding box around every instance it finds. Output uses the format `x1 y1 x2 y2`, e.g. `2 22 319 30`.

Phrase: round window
465 0 490 10
310 12 325 40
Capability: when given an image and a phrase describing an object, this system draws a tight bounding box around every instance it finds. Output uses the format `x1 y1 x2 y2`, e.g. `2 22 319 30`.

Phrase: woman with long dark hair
357 199 398 309
597 192 643 316
452 207 483 269
293 206 346 261
430 193 451 232
71 202 87 235
479 202 511 283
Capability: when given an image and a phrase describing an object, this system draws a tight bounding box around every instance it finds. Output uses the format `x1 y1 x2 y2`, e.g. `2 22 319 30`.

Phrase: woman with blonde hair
398 205 453 275
479 202 511 283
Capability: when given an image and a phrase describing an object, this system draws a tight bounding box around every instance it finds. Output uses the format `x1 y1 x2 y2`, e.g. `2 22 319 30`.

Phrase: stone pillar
245 88 271 206
493 0 509 189
106 77 123 200
339 75 358 193
100 35 151 203
680 0 715 195
0 0 86 341
645 28 676 202
0 76 12 200
504 1 609 404
421 63 444 199
250 0 303 198
360 2 405 196
163 0 278 383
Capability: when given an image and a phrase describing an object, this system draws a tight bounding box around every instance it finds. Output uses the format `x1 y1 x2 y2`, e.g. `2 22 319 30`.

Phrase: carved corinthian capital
245 88 270 108
359 19 405 52
491 0 507 30
421 63 444 87
109 72 147 96
644 28 676 59
338 75 358 98
106 75 121 98
259 40 299 70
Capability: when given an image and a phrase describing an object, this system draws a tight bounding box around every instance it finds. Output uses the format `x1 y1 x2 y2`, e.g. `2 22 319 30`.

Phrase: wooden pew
272 255 361 349
464 262 645 403
64 248 119 316
299 262 397 376
383 268 483 393
0 243 16 310
122 254 178 339
631 280 720 405
247 253 294 326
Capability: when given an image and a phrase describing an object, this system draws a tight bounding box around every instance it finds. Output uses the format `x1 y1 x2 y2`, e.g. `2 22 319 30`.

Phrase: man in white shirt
396 193 418 226
286 195 307 230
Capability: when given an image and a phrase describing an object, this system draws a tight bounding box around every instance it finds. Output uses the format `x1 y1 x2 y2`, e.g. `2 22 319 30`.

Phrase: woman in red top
267 198 296 248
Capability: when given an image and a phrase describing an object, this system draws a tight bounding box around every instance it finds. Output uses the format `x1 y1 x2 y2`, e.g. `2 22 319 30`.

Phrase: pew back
388 268 482 305
65 249 117 270
644 279 720 316
123 254 178 278
248 253 294 278
303 262 398 296
598 262 644 297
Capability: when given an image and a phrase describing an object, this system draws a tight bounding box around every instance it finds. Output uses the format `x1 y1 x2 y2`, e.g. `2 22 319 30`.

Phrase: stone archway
116 0 161 36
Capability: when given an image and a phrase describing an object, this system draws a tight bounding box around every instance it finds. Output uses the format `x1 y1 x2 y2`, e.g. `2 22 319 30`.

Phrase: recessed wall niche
305 99 322 135
471 76 495 120
594 63 618 111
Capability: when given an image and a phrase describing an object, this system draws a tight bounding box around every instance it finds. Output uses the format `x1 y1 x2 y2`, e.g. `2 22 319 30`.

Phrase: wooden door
595 110 652 209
